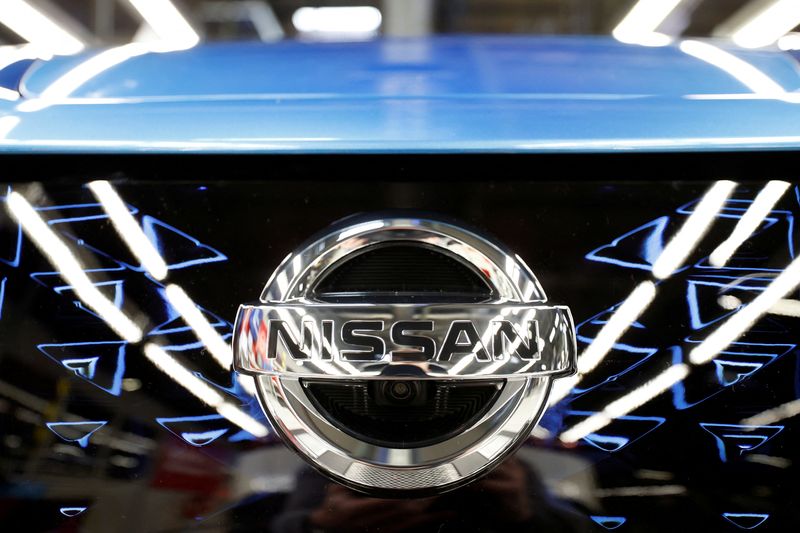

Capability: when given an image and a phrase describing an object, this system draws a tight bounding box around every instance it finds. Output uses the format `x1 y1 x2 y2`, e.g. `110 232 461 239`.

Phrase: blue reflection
722 513 769 529
685 278 766 330
585 216 669 271
149 287 230 336
228 429 260 443
141 215 227 271
31 258 126 288
54 279 125 317
568 411 664 452
39 201 137 225
38 341 127 396
0 276 6 320
672 343 791 409
700 423 783 462
46 421 107 448
590 516 626 530
156 414 230 447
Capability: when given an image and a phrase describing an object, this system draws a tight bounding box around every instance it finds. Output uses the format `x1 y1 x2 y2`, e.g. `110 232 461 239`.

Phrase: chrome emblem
234 217 577 494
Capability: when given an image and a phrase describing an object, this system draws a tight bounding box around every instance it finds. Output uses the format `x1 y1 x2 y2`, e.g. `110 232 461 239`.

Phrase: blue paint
4 37 800 153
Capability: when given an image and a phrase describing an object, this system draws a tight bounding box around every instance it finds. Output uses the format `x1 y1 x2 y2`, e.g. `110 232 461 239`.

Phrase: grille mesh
313 243 492 302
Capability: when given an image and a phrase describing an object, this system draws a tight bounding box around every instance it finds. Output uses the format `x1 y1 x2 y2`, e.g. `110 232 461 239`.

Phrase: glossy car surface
1 37 800 532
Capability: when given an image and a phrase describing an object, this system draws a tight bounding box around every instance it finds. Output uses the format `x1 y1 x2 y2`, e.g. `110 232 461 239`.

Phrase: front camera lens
390 382 412 400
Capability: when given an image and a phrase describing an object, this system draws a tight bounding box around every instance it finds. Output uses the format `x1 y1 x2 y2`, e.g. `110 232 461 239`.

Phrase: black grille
303 380 503 448
312 243 492 303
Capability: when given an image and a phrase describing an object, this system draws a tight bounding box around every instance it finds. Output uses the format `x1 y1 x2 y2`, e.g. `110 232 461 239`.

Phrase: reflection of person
270 456 591 532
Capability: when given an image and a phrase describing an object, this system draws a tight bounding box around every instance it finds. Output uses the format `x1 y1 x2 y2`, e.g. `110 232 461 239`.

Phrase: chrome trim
234 216 576 493
235 303 575 378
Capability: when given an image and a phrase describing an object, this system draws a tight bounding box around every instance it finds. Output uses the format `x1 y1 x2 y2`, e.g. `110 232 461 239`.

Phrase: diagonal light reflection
709 180 791 267
561 250 800 443
5 191 143 342
143 344 268 437
550 181 736 407
652 180 737 279
88 180 168 280
9 187 266 436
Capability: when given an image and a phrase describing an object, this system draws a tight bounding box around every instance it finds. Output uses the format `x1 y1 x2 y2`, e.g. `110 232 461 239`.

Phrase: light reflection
651 180 737 279
293 6 382 37
612 0 683 47
559 364 689 443
165 284 231 368
0 116 20 138
143 343 268 437
690 253 800 364
742 398 800 427
562 242 800 443
728 0 800 49
679 40 798 102
17 44 152 113
128 0 200 51
5 191 143 342
0 0 85 55
709 180 791 267
88 180 168 279
552 181 735 406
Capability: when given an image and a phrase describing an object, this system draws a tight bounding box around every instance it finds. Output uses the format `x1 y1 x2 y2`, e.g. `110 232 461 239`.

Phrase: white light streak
0 0 85 55
690 255 800 365
548 281 657 405
679 40 786 96
778 32 800 50
337 220 384 242
709 181 791 267
293 6 382 35
0 116 20 138
6 192 142 342
128 0 200 50
577 281 657 374
88 180 168 280
217 402 269 438
612 0 684 47
559 364 689 443
143 344 268 437
742 399 800 426
652 180 737 279
18 44 151 113
143 343 224 405
561 239 800 444
165 284 231 369
730 0 800 48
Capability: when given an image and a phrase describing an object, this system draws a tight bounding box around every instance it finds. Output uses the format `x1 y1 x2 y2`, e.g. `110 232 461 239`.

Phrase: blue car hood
2 36 800 153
